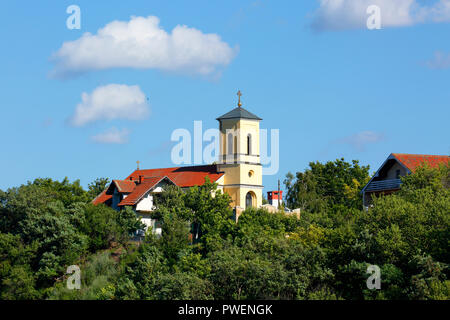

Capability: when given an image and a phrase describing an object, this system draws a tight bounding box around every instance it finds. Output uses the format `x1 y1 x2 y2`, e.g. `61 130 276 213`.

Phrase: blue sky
1 0 449 195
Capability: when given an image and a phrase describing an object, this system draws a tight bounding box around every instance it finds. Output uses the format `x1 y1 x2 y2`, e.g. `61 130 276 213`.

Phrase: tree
358 164 450 265
87 178 111 201
159 211 191 265
0 178 89 233
284 159 370 212
77 203 118 251
0 177 143 299
1 265 40 300
183 178 234 253
153 272 213 300
0 233 40 299
407 253 449 300
115 242 168 300
0 162 447 300
19 202 89 287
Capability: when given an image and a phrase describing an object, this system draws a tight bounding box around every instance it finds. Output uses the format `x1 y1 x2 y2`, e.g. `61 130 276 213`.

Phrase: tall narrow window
227 133 233 155
246 192 253 209
247 134 252 155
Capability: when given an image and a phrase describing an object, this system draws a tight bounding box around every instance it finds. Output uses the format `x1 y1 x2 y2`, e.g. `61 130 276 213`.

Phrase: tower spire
237 90 242 108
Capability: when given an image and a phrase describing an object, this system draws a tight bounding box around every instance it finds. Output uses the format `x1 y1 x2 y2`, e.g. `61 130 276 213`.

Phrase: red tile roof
112 180 136 193
118 176 168 207
92 190 112 205
126 165 224 188
392 153 449 172
93 164 224 206
92 179 136 205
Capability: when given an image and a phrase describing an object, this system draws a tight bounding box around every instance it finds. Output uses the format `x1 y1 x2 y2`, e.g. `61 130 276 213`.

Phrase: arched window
246 192 254 209
247 134 252 155
227 133 233 155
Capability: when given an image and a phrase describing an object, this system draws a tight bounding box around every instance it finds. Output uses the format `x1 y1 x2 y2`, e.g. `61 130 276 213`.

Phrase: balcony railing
365 179 402 192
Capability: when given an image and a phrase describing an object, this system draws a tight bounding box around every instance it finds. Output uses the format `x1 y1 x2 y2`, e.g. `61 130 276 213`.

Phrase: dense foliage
0 178 142 299
0 160 448 300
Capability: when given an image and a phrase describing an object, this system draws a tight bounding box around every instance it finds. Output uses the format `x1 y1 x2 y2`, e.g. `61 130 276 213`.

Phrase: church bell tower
216 91 263 213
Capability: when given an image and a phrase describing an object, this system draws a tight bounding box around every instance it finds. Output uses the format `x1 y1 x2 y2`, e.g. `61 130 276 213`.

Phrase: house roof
126 164 224 188
93 164 224 206
361 153 449 194
216 106 262 121
111 180 136 193
92 190 112 205
392 153 449 171
118 176 172 207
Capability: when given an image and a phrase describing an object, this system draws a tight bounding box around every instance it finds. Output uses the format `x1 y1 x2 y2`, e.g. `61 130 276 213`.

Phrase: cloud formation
426 51 450 69
311 0 450 31
51 16 237 78
337 131 385 151
69 84 149 126
91 127 130 144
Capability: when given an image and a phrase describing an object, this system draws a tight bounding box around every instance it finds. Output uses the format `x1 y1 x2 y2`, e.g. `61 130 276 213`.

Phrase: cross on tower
237 90 242 107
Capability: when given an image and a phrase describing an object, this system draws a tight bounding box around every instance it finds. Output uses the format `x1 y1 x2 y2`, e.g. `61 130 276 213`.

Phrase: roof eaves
361 153 397 194
119 175 174 207
216 107 262 121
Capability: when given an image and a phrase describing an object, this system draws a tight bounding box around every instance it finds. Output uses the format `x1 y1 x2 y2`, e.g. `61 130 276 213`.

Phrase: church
93 92 265 233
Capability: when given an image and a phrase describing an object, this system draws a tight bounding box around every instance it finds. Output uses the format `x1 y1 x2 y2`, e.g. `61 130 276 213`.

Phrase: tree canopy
0 160 448 300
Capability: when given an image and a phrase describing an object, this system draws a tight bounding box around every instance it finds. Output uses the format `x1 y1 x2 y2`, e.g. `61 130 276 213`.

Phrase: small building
261 190 300 219
267 190 283 208
361 153 449 207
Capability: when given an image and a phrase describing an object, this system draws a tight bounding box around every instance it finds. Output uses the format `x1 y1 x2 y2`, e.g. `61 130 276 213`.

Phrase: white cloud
426 51 450 69
91 127 130 144
419 0 450 23
69 84 149 126
311 0 450 31
51 15 237 78
338 131 385 151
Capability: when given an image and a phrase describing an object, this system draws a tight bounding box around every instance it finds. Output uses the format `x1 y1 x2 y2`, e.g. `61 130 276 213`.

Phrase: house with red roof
361 153 449 207
92 165 226 235
93 93 265 234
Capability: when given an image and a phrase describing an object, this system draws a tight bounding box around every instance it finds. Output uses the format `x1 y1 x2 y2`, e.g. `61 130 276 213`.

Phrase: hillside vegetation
0 160 448 300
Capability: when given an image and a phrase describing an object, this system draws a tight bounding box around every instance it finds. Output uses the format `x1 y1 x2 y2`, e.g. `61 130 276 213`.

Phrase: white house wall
138 213 162 236
135 180 170 212
136 193 154 212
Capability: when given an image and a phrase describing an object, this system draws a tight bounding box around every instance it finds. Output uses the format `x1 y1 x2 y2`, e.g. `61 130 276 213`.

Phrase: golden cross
237 90 242 107
136 160 140 170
